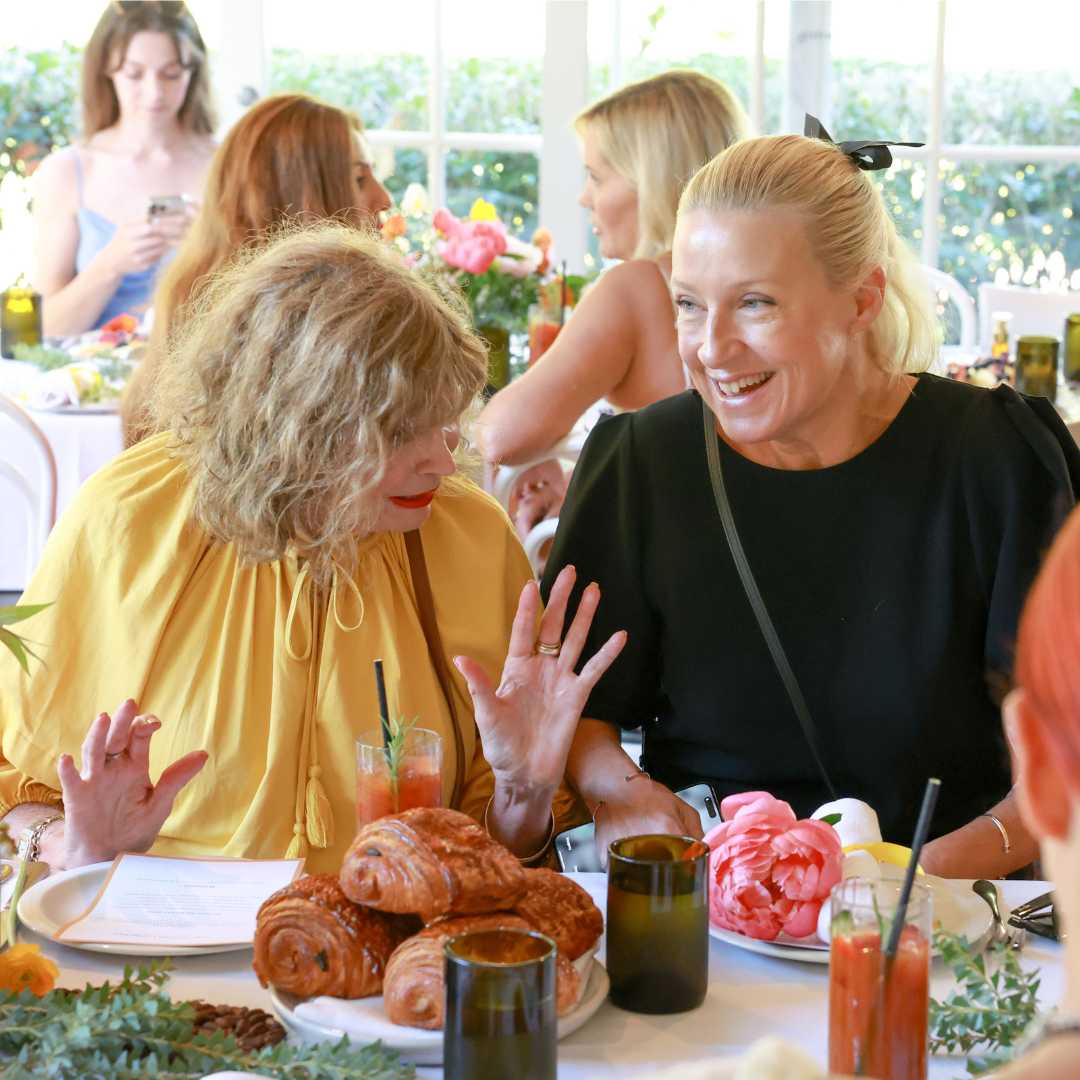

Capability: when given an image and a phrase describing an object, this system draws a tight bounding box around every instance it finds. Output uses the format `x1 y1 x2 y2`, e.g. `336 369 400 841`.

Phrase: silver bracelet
982 811 1011 854
18 815 63 863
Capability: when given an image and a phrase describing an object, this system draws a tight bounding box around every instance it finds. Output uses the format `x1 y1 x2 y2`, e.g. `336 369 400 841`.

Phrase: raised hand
454 565 626 794
56 699 208 868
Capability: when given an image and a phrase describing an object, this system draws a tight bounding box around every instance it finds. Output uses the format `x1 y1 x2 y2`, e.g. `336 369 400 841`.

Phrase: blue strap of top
70 148 169 329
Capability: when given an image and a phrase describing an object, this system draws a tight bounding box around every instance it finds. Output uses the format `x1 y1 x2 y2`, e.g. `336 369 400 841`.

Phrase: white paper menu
55 853 304 947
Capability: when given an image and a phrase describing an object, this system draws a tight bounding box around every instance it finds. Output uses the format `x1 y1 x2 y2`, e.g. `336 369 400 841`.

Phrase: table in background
20 876 1063 1080
0 360 124 592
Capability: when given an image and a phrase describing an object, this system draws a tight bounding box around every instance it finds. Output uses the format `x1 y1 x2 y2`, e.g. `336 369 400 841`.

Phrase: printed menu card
56 853 303 947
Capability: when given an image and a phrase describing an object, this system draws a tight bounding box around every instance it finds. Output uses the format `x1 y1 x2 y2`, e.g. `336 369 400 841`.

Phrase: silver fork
973 879 1026 950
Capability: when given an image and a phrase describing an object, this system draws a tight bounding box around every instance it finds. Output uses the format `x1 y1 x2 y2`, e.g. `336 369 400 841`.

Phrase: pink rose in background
703 791 842 941
437 216 509 275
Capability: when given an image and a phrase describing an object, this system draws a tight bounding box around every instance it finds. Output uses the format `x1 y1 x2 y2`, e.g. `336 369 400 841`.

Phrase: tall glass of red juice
355 727 443 828
828 877 931 1080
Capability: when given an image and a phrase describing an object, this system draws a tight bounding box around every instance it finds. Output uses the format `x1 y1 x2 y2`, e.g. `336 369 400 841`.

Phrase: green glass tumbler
444 928 556 1080
606 833 709 1014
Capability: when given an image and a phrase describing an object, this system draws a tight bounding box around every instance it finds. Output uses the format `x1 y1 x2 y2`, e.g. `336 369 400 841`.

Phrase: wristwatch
17 815 63 863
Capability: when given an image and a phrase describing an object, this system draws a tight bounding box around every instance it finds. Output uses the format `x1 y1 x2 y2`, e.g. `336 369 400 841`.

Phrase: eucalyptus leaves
930 929 1041 1075
0 961 415 1079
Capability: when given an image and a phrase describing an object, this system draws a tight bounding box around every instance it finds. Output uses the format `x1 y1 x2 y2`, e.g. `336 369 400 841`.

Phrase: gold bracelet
982 811 1011 854
18 814 63 863
483 795 555 866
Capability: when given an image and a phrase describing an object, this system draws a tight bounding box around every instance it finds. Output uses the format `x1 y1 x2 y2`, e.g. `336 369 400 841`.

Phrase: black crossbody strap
701 400 838 800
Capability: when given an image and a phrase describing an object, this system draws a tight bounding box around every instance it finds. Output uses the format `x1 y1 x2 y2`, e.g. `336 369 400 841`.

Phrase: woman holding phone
31 2 216 336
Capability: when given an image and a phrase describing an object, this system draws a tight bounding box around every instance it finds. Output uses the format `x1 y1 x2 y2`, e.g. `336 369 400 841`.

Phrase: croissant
513 868 604 960
383 913 581 1029
340 807 527 923
253 874 418 999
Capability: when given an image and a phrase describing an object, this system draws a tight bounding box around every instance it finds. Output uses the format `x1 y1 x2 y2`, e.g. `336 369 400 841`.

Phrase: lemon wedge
843 841 925 875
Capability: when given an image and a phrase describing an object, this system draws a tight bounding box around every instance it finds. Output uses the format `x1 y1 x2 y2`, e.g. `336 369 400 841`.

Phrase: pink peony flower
438 218 509 275
703 791 842 941
433 207 461 237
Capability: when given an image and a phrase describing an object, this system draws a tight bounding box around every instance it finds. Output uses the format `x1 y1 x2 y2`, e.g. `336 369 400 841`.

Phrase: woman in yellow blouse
0 224 625 874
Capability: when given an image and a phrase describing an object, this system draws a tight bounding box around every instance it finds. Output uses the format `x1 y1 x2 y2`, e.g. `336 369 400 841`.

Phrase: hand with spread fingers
453 566 626 855
56 698 208 869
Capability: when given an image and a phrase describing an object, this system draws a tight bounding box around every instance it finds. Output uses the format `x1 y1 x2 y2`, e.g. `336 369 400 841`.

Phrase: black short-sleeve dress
541 374 1080 842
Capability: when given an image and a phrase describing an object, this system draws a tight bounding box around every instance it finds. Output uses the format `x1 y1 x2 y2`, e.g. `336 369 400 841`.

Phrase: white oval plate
709 873 993 964
271 958 610 1066
18 862 253 956
26 402 119 414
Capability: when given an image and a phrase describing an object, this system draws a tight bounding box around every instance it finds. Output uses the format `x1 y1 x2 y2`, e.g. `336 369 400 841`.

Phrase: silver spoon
974 879 1024 950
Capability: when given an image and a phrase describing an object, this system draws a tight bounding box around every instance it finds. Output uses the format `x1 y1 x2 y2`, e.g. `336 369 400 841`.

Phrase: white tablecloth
20 875 1063 1079
0 361 123 592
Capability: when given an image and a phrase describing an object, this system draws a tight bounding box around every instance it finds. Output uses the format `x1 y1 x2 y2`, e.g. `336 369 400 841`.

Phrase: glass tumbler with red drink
828 876 931 1080
355 725 443 828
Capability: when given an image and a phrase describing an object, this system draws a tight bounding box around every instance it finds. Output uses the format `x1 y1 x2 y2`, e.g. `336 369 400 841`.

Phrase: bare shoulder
31 146 80 201
592 258 671 305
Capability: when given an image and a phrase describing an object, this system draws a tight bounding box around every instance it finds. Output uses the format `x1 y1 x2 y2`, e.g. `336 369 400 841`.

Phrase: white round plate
18 862 253 956
270 958 610 1066
709 873 993 964
27 401 119 414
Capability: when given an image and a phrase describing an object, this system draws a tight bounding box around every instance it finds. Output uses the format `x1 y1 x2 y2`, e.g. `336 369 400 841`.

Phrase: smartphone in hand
147 194 190 219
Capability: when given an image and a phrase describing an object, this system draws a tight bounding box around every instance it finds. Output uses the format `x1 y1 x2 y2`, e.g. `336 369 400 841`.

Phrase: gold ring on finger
535 639 561 657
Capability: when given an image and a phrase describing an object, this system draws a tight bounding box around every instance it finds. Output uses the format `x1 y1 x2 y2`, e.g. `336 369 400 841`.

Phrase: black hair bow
804 114 924 171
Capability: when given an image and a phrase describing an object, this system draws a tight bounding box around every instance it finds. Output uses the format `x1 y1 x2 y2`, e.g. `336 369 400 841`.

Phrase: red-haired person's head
1008 505 1080 976
1001 508 1080 1072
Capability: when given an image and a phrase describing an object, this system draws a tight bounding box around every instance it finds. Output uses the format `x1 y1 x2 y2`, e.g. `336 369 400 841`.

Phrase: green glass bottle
1064 314 1080 384
1015 335 1059 402
476 323 510 396
1 285 43 359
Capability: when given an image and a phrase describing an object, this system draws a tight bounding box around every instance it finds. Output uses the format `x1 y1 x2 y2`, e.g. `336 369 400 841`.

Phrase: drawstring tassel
304 765 334 849
286 822 308 860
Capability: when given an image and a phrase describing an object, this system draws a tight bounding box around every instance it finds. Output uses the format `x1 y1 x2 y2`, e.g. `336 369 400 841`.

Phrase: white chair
976 283 1079 357
0 395 57 584
922 266 977 365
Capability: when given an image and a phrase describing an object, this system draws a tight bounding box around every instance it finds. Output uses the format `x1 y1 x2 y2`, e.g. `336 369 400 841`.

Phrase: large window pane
586 0 780 132
372 147 427 207
943 0 1080 145
445 150 539 235
443 0 542 134
830 0 933 143
938 159 1080 294
266 0 432 130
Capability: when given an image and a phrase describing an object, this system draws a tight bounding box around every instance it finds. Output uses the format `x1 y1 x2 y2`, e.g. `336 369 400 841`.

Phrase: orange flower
531 226 553 252
381 213 407 240
0 943 59 997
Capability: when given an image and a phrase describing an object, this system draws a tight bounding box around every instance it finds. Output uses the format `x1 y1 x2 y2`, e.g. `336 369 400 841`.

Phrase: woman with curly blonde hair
122 92 391 445
0 225 624 874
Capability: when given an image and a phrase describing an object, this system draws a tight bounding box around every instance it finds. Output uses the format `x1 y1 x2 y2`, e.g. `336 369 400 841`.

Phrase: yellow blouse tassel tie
284 561 366 858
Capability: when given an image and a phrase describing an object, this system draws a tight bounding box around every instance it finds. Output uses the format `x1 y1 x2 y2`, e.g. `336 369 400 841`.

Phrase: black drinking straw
374 659 391 760
558 259 568 327
854 776 941 1075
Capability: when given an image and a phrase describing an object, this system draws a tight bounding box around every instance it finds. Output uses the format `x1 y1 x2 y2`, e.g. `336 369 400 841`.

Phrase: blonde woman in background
0 226 625 875
542 131 1080 878
121 92 391 445
476 70 749 536
32 1 216 336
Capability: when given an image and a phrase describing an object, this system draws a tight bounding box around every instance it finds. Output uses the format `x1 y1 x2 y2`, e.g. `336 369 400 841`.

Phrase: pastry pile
253 807 603 1029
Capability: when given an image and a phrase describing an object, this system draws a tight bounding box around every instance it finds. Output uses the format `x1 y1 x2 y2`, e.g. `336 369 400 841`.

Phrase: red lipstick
389 488 437 510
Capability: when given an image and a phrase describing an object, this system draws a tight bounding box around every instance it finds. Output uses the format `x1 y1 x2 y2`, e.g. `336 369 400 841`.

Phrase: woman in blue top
31 2 216 336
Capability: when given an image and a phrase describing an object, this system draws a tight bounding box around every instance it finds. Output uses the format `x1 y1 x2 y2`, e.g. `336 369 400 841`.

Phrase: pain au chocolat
253 874 419 999
339 807 527 924
383 913 581 1029
512 867 604 961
